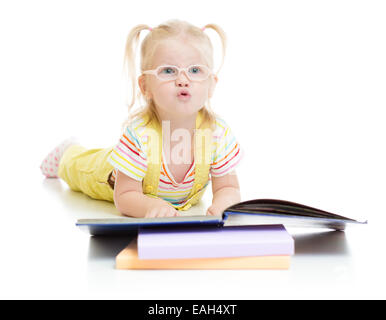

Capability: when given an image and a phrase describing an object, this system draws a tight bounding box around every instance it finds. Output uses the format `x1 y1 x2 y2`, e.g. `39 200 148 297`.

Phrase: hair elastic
148 27 153 31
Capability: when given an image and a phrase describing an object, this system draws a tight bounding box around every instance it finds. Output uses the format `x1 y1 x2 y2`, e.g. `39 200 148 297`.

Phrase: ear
208 75 218 98
138 75 152 99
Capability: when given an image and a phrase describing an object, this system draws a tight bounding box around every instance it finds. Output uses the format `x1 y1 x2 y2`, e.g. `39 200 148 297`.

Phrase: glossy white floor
1 0 385 299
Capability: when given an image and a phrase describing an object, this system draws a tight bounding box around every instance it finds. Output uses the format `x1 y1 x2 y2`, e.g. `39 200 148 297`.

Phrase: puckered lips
177 89 191 101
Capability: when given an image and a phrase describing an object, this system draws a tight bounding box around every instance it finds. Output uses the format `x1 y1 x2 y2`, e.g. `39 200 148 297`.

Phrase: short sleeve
107 124 148 181
210 119 244 177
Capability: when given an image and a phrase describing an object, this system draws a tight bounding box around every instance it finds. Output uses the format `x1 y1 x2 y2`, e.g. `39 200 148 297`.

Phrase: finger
156 207 169 218
207 209 219 216
155 211 164 218
167 208 178 217
145 208 158 218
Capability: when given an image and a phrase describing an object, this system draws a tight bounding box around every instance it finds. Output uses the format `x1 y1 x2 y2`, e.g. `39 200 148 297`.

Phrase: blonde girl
40 19 244 218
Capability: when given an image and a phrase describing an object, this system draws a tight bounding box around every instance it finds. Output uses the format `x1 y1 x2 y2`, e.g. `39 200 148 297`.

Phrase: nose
175 70 190 87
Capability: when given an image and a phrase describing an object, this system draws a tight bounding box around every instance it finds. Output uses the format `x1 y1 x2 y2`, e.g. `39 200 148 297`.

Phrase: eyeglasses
142 64 213 82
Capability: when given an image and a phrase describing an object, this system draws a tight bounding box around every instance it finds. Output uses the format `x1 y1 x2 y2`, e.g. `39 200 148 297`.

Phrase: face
139 38 217 120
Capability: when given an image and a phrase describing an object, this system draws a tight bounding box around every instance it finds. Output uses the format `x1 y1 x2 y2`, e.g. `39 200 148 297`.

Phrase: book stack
116 224 294 270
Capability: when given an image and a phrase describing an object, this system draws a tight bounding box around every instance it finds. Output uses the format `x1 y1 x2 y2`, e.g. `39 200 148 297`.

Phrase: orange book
116 240 290 270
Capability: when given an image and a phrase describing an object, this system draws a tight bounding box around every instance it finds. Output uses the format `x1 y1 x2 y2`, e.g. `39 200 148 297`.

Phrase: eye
189 66 202 74
160 67 176 74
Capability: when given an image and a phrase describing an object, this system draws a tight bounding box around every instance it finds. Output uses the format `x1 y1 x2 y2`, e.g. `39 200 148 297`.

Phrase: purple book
137 225 294 260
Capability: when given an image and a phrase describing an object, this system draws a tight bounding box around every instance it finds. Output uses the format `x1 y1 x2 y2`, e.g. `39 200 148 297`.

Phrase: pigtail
200 23 227 130
123 24 152 114
202 24 227 76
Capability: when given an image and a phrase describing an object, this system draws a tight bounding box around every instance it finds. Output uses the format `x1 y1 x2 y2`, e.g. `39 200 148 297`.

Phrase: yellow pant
58 145 114 202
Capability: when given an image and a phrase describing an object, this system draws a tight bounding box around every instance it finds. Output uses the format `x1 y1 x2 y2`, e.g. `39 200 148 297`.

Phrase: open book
76 198 367 235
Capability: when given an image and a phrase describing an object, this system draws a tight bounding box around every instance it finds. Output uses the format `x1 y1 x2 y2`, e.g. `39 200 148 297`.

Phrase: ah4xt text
193 304 237 315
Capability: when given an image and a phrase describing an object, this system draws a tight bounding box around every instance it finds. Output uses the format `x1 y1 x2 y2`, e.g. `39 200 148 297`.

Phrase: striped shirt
107 115 244 209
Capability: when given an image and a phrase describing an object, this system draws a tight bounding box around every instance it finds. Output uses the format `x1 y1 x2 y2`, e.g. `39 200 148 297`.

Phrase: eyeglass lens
157 65 209 81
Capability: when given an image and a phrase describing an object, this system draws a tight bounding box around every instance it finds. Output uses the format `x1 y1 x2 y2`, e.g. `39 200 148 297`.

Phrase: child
40 19 243 218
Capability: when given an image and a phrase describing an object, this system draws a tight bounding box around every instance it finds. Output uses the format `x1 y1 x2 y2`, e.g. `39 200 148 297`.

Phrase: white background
0 0 385 299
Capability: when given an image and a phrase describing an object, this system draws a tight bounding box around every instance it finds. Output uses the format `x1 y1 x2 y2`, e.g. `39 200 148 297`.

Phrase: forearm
114 190 168 218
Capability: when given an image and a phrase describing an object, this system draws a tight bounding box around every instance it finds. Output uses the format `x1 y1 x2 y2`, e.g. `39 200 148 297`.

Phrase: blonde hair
122 19 227 130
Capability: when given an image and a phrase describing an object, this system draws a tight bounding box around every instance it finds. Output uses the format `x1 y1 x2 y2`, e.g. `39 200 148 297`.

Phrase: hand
206 204 224 216
145 201 179 218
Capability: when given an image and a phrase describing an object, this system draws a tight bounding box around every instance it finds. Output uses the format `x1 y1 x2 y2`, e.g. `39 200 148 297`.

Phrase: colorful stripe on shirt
108 115 243 207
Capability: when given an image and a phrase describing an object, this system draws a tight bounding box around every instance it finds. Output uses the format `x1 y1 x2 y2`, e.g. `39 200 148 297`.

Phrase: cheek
193 85 210 103
151 83 174 103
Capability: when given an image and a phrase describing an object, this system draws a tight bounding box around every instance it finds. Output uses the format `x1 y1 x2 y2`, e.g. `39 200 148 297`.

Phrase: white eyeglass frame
142 64 213 82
